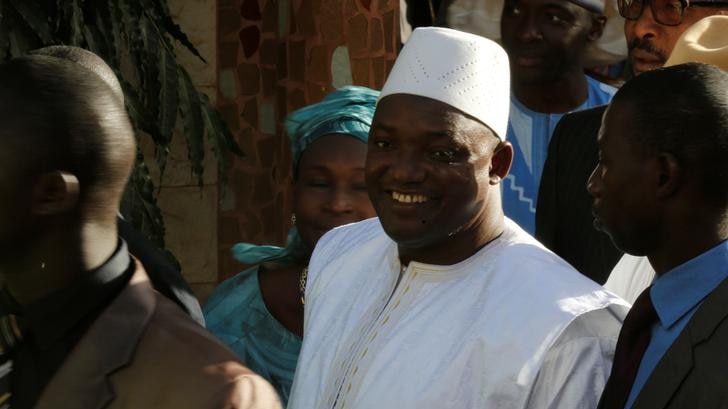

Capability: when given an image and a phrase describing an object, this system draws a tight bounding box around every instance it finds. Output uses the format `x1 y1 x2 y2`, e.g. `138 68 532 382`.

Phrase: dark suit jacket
599 276 728 409
535 105 623 284
34 263 281 409
117 217 205 326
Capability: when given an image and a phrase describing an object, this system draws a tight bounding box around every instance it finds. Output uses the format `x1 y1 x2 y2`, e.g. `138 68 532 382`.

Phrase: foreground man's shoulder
103 292 283 408
215 373 283 409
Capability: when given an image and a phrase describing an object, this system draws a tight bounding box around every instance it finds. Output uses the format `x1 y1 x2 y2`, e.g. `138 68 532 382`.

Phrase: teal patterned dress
203 267 302 405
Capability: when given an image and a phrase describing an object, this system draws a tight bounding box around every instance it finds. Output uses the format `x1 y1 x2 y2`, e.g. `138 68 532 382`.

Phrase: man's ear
32 171 80 215
489 142 513 185
655 152 681 199
588 14 607 42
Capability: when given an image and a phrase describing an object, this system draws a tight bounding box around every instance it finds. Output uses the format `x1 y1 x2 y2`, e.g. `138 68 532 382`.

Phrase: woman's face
293 133 376 251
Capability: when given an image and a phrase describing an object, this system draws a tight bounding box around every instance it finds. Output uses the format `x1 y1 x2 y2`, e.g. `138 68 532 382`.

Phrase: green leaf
0 0 248 262
8 0 53 44
82 24 100 54
178 67 205 185
202 92 244 157
0 2 10 61
200 92 244 180
118 0 145 86
120 78 165 146
102 0 123 66
68 0 84 46
88 6 112 64
142 0 207 63
139 16 161 113
158 43 179 146
157 11 206 63
7 16 42 57
127 146 166 248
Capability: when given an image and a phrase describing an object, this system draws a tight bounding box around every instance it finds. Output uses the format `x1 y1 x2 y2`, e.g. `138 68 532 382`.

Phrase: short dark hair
0 54 136 219
30 45 125 102
613 62 728 206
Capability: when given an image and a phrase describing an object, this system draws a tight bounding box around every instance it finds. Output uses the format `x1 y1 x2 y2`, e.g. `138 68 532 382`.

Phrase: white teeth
391 191 429 203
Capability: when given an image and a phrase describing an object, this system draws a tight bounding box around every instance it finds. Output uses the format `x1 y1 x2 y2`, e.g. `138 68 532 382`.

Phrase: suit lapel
630 330 693 409
34 263 156 409
631 276 728 409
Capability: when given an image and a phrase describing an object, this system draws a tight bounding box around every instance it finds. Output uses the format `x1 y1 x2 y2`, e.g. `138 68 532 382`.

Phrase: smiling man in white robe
287 27 629 409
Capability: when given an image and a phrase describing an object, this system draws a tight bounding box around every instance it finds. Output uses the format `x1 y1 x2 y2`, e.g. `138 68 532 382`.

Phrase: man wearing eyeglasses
535 0 728 284
622 0 728 74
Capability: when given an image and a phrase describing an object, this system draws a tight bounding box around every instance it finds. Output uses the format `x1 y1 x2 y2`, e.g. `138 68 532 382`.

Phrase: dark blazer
599 275 728 409
35 263 281 409
535 105 623 284
117 216 205 326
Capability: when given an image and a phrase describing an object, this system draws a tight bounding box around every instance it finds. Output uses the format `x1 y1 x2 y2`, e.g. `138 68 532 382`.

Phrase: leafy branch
0 0 243 249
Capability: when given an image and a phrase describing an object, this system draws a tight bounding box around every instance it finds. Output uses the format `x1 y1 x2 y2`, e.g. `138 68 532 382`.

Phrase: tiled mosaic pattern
216 0 400 282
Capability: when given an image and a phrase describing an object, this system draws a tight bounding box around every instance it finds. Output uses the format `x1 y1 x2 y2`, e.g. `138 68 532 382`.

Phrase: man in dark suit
589 63 728 409
535 0 728 283
0 52 280 408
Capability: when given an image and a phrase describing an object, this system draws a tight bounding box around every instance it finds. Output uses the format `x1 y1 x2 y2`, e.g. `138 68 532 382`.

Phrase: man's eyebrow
541 2 576 11
371 122 393 130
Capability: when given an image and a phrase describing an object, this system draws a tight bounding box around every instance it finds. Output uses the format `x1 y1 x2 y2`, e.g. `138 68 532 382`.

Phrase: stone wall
146 0 220 300
215 0 401 288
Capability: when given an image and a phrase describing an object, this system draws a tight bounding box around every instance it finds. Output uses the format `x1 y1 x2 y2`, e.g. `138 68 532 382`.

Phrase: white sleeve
525 305 627 409
604 255 655 304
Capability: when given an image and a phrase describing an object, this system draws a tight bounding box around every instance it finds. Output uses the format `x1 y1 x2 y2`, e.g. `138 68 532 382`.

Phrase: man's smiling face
366 94 500 254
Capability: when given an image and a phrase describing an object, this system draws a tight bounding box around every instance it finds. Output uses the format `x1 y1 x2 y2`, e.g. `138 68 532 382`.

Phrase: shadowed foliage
0 0 243 255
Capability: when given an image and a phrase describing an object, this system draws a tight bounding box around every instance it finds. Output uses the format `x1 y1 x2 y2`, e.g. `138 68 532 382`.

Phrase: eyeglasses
618 0 728 26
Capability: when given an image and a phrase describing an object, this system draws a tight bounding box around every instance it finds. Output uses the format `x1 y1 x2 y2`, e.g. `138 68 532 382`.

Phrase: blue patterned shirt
502 76 616 234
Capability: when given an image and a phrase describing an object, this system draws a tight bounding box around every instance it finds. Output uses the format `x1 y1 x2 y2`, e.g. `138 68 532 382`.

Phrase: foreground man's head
0 52 135 302
366 27 515 265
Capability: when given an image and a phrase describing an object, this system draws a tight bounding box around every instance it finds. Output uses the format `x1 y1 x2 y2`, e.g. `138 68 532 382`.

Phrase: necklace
299 267 308 305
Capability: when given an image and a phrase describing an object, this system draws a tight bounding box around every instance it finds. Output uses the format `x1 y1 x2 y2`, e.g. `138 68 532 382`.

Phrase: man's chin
630 59 665 76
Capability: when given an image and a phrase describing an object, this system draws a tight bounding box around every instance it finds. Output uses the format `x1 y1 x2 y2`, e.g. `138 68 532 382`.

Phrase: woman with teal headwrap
203 86 379 404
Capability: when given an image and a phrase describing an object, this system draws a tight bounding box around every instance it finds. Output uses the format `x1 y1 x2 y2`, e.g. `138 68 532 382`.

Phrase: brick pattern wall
215 0 400 287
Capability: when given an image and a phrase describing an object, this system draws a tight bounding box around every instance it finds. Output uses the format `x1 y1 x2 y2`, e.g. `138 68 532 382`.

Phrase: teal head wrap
233 85 379 266
286 85 379 175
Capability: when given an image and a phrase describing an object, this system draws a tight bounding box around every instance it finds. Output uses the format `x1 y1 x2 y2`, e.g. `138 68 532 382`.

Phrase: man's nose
586 165 602 197
515 15 543 42
630 2 660 40
390 152 426 184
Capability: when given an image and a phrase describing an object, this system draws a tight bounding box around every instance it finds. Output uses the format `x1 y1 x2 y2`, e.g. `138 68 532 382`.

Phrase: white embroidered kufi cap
379 27 510 141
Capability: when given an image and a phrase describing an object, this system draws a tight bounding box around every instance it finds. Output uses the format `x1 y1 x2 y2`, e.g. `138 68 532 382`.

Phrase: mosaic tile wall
216 0 401 284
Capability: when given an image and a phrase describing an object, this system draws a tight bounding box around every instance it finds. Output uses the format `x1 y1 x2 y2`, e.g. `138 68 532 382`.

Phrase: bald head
30 46 125 102
0 53 136 222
